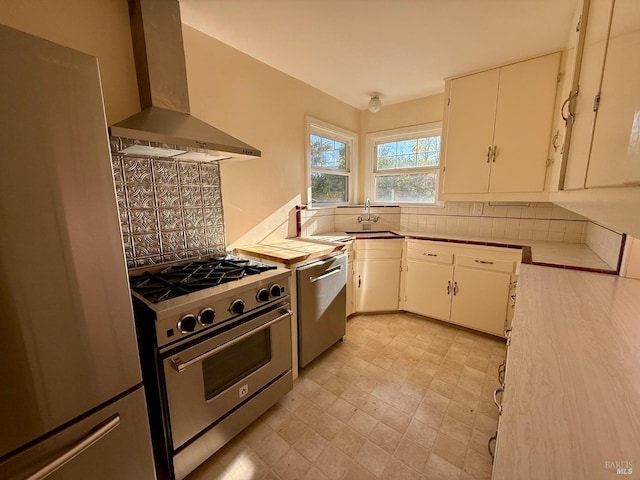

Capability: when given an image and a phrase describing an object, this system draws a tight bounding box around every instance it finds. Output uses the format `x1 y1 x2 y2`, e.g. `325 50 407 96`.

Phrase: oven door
162 304 292 450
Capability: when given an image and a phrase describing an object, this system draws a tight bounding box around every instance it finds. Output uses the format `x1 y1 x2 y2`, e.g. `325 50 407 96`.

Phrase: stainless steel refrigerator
0 25 156 479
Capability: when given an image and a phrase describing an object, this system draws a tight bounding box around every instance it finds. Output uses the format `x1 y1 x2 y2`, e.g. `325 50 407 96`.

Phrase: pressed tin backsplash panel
110 137 226 268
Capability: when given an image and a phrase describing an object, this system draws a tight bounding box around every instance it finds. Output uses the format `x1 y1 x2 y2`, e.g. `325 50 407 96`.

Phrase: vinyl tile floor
185 312 506 480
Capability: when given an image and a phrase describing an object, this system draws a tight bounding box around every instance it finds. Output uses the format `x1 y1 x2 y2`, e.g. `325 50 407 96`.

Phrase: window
306 117 357 205
366 123 442 205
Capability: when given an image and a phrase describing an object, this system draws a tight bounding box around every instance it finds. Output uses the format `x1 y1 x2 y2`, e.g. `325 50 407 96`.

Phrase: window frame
305 116 358 206
365 122 443 206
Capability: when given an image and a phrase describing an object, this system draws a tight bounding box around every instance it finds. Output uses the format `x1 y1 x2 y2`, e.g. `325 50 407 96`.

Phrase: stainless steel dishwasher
296 252 347 368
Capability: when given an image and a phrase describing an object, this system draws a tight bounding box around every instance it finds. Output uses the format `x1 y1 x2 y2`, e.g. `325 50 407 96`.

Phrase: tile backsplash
300 202 589 243
586 222 623 269
399 202 588 243
111 138 226 268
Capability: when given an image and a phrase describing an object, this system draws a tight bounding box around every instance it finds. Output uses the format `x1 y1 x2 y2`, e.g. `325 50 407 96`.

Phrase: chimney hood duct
109 0 260 160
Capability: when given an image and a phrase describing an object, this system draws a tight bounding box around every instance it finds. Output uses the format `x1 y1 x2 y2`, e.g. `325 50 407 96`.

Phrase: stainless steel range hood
110 0 260 161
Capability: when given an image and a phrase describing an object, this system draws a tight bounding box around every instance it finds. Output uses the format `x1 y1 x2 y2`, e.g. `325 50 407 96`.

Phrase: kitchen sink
345 230 403 238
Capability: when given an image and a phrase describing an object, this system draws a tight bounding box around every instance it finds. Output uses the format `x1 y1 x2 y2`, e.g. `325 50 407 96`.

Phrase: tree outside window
370 126 441 204
307 118 356 205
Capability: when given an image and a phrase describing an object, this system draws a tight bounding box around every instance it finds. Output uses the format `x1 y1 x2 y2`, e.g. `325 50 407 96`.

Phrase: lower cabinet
449 266 512 336
404 259 453 321
402 240 520 337
354 239 403 312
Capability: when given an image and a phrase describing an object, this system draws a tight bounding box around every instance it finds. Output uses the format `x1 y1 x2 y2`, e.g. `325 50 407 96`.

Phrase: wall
585 222 624 270
358 94 445 202
0 0 139 125
182 26 360 248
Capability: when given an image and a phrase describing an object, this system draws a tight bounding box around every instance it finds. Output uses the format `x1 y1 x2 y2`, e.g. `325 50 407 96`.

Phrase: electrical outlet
473 203 483 216
239 384 249 398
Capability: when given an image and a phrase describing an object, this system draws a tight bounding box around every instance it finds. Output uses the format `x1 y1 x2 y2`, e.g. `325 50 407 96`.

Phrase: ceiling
180 0 578 110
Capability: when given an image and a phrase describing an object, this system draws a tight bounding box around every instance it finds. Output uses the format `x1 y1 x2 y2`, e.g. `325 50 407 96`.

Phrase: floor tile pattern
186 313 506 480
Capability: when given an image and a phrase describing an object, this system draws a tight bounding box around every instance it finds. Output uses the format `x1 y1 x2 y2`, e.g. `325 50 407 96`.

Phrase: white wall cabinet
562 0 615 190
442 52 561 196
585 0 640 188
558 0 640 190
402 241 520 337
354 239 402 312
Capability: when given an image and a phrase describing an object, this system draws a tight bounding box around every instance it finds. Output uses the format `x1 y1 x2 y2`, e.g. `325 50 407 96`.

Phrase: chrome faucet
358 198 379 224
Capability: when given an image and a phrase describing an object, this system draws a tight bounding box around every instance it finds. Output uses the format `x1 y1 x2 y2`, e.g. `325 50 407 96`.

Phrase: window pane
376 136 440 170
311 172 348 204
311 134 346 170
374 172 438 203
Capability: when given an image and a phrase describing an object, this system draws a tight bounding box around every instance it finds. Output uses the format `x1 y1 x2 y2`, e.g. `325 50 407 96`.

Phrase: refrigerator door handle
25 415 121 480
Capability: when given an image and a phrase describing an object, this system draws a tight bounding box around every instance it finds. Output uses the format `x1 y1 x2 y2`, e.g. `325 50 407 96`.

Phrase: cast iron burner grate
129 256 277 303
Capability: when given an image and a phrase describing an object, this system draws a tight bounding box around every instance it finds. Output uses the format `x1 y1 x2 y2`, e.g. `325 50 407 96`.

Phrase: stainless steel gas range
129 256 293 480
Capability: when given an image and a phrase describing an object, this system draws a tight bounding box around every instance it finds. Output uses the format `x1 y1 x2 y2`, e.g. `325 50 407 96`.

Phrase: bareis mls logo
605 460 633 475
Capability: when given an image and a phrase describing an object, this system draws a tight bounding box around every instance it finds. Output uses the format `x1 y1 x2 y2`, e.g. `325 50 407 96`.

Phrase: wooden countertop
234 238 346 266
493 264 640 479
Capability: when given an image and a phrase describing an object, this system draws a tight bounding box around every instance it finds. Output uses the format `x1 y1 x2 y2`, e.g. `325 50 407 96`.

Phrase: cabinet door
443 69 498 194
450 266 511 336
564 0 615 190
404 260 453 321
346 256 355 316
355 259 401 312
490 52 561 193
586 0 640 187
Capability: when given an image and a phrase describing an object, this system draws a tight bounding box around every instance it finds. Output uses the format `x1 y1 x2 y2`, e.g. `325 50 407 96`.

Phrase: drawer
455 255 515 273
355 239 403 259
407 248 453 264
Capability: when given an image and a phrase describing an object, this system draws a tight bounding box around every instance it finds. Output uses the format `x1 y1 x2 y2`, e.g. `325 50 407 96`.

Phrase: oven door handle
170 309 293 373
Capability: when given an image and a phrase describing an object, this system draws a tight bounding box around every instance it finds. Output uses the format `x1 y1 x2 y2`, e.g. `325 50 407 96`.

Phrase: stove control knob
198 308 216 326
230 299 245 315
269 284 283 297
256 288 270 302
177 314 197 333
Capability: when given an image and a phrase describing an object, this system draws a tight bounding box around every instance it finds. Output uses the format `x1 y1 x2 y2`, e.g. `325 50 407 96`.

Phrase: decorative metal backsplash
110 137 226 268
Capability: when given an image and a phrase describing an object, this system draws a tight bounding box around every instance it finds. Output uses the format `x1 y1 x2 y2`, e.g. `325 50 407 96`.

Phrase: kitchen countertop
308 231 616 272
492 264 640 479
234 238 347 266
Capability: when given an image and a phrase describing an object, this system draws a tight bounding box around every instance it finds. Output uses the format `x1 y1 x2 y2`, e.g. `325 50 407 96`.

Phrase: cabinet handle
488 433 497 460
424 253 437 257
453 281 458 295
551 130 560 152
492 145 498 162
446 280 451 295
357 275 361 288
498 361 506 387
561 90 578 126
474 259 494 265
493 388 504 415
486 146 492 163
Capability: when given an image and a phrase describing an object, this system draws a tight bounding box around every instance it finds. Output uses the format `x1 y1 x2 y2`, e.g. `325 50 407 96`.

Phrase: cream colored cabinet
442 52 561 196
449 266 512 336
585 0 640 188
404 259 453 321
354 239 403 312
562 0 615 190
345 242 355 316
402 241 520 336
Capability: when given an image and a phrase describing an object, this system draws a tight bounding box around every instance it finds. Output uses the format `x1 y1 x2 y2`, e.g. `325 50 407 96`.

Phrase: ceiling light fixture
368 93 382 113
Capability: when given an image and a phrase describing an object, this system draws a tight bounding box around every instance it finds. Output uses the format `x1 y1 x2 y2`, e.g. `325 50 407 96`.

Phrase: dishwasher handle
309 265 342 283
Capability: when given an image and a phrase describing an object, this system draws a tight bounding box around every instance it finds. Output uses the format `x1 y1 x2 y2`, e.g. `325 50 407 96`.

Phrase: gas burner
129 255 277 303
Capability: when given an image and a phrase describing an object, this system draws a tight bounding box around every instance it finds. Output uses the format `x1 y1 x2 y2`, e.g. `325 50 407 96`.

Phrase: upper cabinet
561 0 615 190
441 52 561 198
585 0 640 188
559 0 640 189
